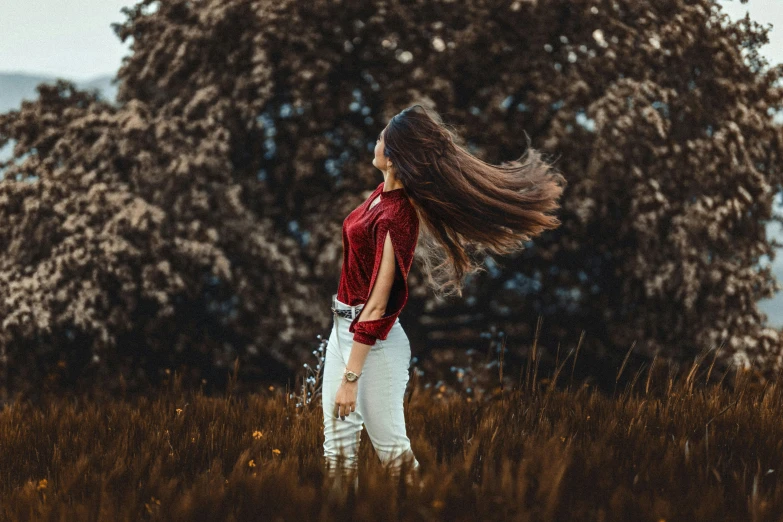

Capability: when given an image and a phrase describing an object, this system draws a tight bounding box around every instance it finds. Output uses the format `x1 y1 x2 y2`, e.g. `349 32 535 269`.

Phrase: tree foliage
0 0 782 397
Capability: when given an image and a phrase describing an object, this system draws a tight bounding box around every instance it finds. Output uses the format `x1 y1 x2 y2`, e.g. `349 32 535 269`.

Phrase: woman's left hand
334 380 358 420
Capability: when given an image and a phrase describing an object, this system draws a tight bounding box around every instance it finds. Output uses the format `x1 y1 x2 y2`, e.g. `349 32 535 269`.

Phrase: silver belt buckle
331 294 361 319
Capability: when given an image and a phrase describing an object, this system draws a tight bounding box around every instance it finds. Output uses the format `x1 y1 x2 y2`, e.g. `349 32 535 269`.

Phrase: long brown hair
382 104 567 300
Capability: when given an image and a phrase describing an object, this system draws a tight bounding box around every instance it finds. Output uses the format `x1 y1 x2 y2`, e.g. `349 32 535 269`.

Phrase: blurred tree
0 79 315 395
0 0 782 397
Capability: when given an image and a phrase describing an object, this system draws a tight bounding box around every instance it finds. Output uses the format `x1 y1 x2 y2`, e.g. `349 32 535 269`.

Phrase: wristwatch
343 367 361 382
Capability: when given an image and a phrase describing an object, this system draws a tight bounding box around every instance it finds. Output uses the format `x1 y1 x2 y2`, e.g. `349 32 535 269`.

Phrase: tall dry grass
1 329 781 521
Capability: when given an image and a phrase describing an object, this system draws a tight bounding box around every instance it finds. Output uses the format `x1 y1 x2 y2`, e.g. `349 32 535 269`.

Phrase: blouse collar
379 183 407 200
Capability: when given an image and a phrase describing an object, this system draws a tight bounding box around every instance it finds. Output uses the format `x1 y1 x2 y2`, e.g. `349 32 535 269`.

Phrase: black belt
331 293 364 319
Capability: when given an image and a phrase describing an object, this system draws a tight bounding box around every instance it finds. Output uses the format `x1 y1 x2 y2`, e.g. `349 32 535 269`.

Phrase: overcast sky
0 0 781 81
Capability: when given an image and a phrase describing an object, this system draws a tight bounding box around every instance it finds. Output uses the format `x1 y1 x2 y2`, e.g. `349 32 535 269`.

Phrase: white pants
321 296 420 484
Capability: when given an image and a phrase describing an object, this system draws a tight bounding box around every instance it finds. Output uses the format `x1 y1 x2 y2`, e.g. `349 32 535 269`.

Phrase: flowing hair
381 104 567 300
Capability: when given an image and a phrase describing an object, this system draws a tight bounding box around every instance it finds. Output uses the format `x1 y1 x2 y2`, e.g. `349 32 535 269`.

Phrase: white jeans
322 296 420 484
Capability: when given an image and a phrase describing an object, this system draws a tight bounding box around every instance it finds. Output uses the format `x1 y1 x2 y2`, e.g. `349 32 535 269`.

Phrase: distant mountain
0 71 118 113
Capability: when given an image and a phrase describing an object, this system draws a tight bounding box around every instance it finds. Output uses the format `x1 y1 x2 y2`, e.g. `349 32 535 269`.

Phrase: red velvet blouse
337 181 420 346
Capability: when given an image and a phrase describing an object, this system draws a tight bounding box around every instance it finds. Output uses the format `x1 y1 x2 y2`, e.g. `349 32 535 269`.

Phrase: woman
322 105 566 489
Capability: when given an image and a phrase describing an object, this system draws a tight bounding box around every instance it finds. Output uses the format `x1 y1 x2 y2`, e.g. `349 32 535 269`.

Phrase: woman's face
372 126 390 171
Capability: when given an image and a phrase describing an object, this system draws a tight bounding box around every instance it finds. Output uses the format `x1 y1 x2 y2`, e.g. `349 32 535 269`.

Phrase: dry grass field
1 338 781 522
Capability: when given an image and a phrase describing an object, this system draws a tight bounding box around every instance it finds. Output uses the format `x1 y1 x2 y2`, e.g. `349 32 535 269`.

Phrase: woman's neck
383 175 403 191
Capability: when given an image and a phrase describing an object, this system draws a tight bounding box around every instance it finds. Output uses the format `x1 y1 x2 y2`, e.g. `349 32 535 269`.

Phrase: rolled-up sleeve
348 211 419 346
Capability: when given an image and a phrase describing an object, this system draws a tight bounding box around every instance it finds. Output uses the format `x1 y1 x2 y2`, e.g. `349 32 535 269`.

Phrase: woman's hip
327 313 409 361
